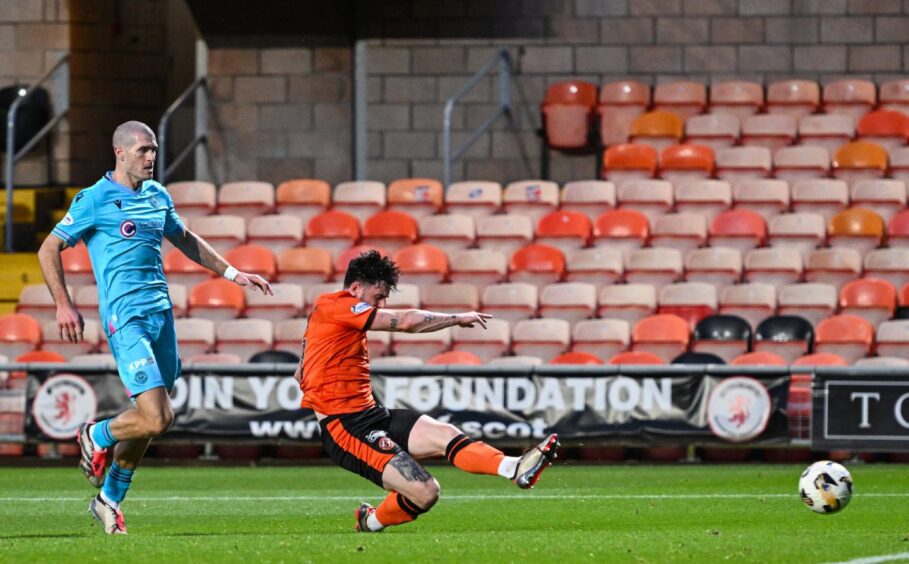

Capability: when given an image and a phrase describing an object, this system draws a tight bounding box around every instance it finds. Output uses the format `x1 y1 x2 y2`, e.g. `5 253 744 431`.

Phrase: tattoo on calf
389 452 432 482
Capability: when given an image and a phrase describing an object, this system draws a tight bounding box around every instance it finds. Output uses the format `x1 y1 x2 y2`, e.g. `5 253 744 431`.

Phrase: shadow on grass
0 533 86 540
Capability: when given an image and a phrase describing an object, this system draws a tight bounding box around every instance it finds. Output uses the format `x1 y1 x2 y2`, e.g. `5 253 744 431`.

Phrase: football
799 461 853 514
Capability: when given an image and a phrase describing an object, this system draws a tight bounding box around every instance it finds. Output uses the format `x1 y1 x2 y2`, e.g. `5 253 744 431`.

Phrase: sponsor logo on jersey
32 374 97 440
706 376 772 442
120 220 137 238
351 301 371 314
61 213 74 226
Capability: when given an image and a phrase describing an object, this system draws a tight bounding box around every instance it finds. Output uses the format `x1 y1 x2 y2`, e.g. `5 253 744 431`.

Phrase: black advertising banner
25 371 791 446
811 374 909 452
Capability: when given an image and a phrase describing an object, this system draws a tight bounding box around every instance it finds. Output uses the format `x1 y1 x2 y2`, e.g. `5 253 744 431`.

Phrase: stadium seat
673 179 732 223
832 142 888 185
744 247 803 291
502 180 560 225
672 351 725 364
74 285 101 321
815 314 875 363
708 209 766 254
598 284 657 326
361 210 419 253
536 211 591 255
730 351 787 366
391 328 451 361
629 111 685 152
69 353 115 365
778 283 838 328
305 210 360 258
273 318 307 356
277 247 333 285
16 284 63 324
218 181 274 219
247 214 304 255
650 213 707 257
856 110 909 151
684 113 739 152
191 214 247 255
332 181 387 224
792 352 848 367
421 283 478 314
658 282 718 328
691 314 751 363
631 314 690 362
168 181 216 218
875 319 909 358
481 282 537 324
732 179 790 222
659 144 714 186
596 80 651 146
385 282 420 310
225 244 277 281
367 331 392 358
608 350 665 365
805 248 863 291
541 80 597 149
450 318 511 362
565 247 624 290
839 277 897 328
823 79 876 122
185 352 244 365
216 319 273 362
508 244 565 289
718 283 777 331
617 179 673 224
387 178 443 220
449 249 507 292
879 79 909 115
371 356 424 368
889 209 909 249
40 318 99 358
560 180 616 223
244 283 303 322
790 180 848 223
188 279 245 321
855 355 909 367
338 246 384 281
624 247 683 292
511 318 571 362
174 318 215 358
487 355 542 367
571 319 630 362
11 350 65 383
766 79 820 120
445 181 502 220
549 351 603 365
850 179 906 223
715 146 772 183
709 80 763 118
741 114 797 151
61 243 94 289
164 247 212 288
827 207 884 254
593 209 650 253
475 214 533 257
753 315 814 363
427 350 483 365
419 214 475 256
539 282 597 326
653 81 706 120
864 249 909 291
797 114 855 157
391 244 447 288
768 213 826 261
601 143 658 185
684 247 742 292
275 178 331 226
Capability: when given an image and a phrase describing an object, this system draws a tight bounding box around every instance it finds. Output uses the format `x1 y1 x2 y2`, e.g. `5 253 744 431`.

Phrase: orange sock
445 434 505 476
375 491 425 527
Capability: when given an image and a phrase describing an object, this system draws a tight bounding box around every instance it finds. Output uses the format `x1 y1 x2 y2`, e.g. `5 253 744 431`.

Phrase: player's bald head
112 121 155 150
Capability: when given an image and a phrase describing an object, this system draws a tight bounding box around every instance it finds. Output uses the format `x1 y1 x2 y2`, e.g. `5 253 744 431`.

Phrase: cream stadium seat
481 282 538 325
216 319 274 362
218 181 275 219
598 283 657 326
332 181 387 224
502 180 560 226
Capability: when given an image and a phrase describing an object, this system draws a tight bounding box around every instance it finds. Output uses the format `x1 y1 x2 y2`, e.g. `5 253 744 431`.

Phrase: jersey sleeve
161 190 185 236
51 190 94 246
331 296 377 331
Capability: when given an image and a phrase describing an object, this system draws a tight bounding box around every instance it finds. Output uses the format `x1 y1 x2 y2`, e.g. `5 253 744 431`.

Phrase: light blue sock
90 419 118 449
101 463 134 505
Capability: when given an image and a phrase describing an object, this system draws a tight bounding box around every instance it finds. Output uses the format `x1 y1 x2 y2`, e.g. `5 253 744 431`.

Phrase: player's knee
143 409 173 436
413 477 441 510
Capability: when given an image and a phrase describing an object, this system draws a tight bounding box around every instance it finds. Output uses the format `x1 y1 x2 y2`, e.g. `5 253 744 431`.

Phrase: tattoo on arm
390 317 398 330
389 452 432 482
411 312 459 333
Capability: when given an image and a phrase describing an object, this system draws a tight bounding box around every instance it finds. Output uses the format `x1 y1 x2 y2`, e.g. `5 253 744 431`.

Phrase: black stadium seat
671 351 726 365
753 315 814 363
691 314 751 363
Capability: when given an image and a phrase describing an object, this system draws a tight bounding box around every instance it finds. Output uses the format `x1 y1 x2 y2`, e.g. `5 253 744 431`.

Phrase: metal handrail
4 55 69 252
157 76 215 185
442 49 533 187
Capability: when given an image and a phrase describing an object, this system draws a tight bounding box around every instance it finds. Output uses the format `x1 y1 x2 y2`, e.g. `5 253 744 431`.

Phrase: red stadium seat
164 248 212 288
887 210 909 249
393 244 449 287
305 210 361 258
61 243 94 289
508 244 565 289
362 210 419 253
596 80 650 146
631 314 690 362
839 278 897 328
188 279 245 321
541 80 597 149
815 314 875 364
659 144 714 186
792 352 847 366
549 351 603 365
602 143 658 184
0 314 42 359
592 209 650 253
709 209 767 254
536 211 591 255
426 350 483 365
225 244 277 281
730 351 787 366
857 110 909 151
608 350 665 365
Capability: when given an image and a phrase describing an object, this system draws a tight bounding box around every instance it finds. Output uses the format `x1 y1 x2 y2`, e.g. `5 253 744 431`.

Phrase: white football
799 460 853 514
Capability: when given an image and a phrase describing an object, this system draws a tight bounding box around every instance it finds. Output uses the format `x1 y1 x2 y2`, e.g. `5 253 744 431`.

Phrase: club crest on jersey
149 195 161 208
351 301 371 314
61 213 74 226
365 430 397 451
120 220 137 238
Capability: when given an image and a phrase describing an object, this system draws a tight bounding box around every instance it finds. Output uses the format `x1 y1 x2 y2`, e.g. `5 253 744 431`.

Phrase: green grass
1 463 908 563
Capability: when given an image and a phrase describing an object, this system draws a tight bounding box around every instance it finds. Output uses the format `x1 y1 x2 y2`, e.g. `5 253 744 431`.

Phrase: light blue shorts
107 309 182 398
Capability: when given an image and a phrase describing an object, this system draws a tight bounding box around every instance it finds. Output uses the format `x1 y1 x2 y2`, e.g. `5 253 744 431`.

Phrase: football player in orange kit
295 250 559 532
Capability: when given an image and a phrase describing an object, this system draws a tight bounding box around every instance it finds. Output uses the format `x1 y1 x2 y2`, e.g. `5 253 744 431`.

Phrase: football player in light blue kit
37 121 273 534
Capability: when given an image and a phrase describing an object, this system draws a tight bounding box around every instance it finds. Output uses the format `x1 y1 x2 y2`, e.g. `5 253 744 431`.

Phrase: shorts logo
120 220 137 238
128 357 155 373
61 213 74 226
365 430 387 443
351 301 371 314
134 371 148 384
32 374 97 440
707 376 772 443
378 437 397 452
365 430 397 452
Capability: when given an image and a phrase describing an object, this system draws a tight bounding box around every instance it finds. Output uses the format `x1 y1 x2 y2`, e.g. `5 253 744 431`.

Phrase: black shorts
319 406 422 488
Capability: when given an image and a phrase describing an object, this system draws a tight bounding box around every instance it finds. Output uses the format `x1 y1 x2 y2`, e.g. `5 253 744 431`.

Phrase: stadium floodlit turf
0 463 907 562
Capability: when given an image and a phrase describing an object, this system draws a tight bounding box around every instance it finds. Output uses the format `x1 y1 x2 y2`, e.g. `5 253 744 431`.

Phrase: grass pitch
0 463 907 563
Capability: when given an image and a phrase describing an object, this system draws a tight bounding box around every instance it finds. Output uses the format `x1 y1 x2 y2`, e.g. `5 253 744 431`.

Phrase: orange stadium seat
12 349 66 382
889 210 909 249
850 179 906 223
571 319 630 362
216 319 273 362
715 146 772 183
393 244 449 287
503 180 560 225
880 79 909 115
168 181 216 218
815 314 875 363
718 283 777 331
709 209 767 254
864 248 909 291
541 80 597 149
481 283 537 324
549 351 603 365
16 284 63 324
275 178 331 225
225 244 277 281
391 328 451 362
631 313 690 362
305 210 360 257
0 314 41 359
448 249 507 292
732 179 790 222
629 111 685 152
419 214 475 256
164 248 212 287
539 282 597 326
247 214 303 255
653 81 707 120
509 244 565 289
450 318 511 363
790 179 848 223
601 143 658 184
426 350 483 365
673 179 732 223
445 181 502 220
274 318 307 356
902 282 909 307
823 79 876 122
659 144 714 185
797 114 855 156
741 114 797 151
792 352 848 366
332 181 386 224
617 179 673 224
805 248 863 290
857 110 909 151
778 283 838 327
511 318 571 362
362 210 419 253
387 178 443 220
709 81 763 117
768 213 827 261
598 284 657 326
244 283 303 322
875 320 909 358
191 214 246 256
218 181 274 219
730 351 787 366
40 319 99 358
277 247 333 285
421 283 478 314
744 248 803 291
684 247 742 291
828 207 884 254
565 247 624 290
624 247 684 292
596 80 651 146
839 277 897 328
832 142 888 185
608 350 665 365
561 180 616 222
188 279 245 321
650 213 707 256
536 211 591 255
766 80 820 120
61 243 94 289
174 318 215 358
658 282 718 329
753 315 814 363
475 215 533 257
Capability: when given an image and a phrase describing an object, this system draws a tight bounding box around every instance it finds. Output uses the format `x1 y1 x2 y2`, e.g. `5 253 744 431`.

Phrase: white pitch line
826 552 909 564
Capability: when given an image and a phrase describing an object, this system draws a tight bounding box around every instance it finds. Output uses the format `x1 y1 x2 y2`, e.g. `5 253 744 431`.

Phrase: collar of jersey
104 171 146 196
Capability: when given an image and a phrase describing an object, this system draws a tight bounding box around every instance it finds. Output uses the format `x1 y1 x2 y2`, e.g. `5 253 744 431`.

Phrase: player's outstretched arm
370 309 491 333
37 233 84 343
166 228 273 295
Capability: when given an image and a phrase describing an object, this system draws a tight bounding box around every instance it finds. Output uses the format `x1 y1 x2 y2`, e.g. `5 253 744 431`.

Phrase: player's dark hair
343 250 400 291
